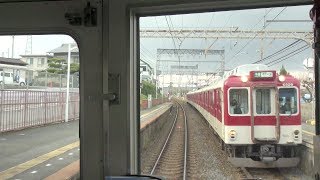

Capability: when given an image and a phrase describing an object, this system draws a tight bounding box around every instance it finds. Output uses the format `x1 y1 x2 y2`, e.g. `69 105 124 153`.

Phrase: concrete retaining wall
298 144 315 176
301 103 314 122
140 108 171 151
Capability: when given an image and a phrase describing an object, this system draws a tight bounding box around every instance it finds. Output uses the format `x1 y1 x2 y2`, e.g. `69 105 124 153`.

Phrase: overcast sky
0 35 74 58
140 5 313 73
0 4 313 74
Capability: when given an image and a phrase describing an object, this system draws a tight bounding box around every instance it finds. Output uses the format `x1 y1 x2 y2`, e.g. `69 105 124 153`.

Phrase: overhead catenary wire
141 43 157 62
266 44 309 66
265 44 308 65
252 39 302 64
165 16 178 50
206 12 235 73
225 8 274 63
224 7 286 68
267 46 309 67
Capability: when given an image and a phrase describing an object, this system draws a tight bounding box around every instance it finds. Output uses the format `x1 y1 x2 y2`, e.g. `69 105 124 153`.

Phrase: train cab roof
223 64 269 78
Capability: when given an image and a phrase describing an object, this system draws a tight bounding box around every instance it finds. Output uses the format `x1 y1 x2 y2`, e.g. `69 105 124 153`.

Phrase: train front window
229 89 249 115
138 4 316 179
255 89 272 114
279 88 298 114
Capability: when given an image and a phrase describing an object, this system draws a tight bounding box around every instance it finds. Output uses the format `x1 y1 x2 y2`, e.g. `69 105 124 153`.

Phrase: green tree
141 80 156 98
46 57 79 74
46 57 66 74
70 63 80 74
279 65 288 75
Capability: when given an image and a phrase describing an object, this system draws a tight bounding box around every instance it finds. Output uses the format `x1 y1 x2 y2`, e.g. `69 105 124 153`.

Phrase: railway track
142 100 302 179
150 101 188 180
240 167 286 180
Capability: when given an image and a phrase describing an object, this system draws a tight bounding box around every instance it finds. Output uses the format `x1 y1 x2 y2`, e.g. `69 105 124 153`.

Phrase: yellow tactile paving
44 160 79 180
0 141 79 179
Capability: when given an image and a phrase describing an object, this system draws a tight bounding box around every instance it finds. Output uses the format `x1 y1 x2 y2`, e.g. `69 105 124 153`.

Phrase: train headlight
294 130 299 139
279 75 285 82
241 76 248 83
229 130 237 140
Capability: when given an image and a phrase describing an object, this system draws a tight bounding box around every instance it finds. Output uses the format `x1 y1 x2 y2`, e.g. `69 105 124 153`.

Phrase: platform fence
0 90 79 133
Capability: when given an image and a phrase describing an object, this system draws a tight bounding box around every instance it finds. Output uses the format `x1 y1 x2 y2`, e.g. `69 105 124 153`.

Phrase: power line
266 44 309 66
225 7 285 67
266 19 312 23
154 17 167 50
141 46 153 59
208 12 215 28
267 45 309 66
141 43 156 59
265 44 308 65
140 53 153 64
253 39 302 64
165 16 177 49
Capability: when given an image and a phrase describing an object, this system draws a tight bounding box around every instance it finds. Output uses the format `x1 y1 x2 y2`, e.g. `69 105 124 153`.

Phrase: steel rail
177 101 188 180
150 103 179 175
150 100 188 180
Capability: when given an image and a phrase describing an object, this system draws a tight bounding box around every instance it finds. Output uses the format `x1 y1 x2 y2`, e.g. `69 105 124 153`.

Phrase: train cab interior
0 0 319 179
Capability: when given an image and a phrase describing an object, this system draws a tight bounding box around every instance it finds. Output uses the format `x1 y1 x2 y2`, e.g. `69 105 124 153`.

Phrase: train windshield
279 88 298 114
229 89 249 115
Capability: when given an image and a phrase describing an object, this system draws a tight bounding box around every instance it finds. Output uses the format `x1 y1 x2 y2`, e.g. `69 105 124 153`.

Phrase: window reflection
279 88 298 114
229 89 248 115
256 89 271 114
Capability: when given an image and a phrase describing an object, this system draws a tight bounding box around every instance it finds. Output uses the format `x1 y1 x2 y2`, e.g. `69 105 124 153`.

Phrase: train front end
224 70 301 168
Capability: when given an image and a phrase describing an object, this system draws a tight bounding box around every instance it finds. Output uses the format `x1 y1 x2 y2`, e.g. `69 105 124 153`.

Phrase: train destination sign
250 71 275 80
253 72 273 78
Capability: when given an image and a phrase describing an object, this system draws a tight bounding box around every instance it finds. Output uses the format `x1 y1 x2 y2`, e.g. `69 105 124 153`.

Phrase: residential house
0 57 28 83
140 59 154 82
48 43 79 63
20 54 53 71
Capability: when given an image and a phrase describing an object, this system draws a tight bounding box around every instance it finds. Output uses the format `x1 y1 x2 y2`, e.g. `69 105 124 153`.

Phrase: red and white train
186 64 301 168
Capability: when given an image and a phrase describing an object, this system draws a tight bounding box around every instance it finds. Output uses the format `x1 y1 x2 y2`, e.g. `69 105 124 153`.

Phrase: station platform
0 102 172 180
302 122 316 148
140 102 172 129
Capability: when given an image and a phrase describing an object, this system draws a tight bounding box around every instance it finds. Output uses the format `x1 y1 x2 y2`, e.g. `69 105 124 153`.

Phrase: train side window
229 89 249 115
211 91 214 108
279 88 298 115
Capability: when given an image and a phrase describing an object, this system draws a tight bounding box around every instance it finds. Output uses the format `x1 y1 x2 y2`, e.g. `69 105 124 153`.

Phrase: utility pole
25 35 33 55
260 9 267 60
11 35 15 58
155 55 159 99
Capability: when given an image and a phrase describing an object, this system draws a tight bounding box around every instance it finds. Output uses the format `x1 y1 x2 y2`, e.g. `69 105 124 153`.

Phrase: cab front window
279 88 298 114
229 89 249 115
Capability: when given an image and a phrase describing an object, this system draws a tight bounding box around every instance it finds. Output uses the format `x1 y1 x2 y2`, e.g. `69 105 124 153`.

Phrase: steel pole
65 44 72 122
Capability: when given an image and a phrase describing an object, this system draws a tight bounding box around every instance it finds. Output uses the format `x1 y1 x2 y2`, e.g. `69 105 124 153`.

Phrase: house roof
0 57 28 66
48 43 79 54
140 59 153 71
20 54 53 57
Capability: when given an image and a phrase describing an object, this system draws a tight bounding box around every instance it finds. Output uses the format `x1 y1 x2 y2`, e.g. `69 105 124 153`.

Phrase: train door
252 87 279 142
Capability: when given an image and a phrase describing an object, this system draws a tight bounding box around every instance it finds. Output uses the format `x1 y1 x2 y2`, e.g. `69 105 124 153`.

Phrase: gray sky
140 5 313 73
0 35 74 58
0 5 313 74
